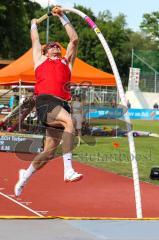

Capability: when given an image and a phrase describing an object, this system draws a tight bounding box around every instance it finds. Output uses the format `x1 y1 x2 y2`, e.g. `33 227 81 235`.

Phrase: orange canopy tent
0 46 116 86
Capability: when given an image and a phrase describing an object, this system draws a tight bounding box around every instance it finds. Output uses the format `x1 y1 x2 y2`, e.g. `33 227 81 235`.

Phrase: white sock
63 152 73 173
24 163 36 180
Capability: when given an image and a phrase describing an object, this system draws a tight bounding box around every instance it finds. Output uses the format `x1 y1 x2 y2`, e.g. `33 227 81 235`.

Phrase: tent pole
46 0 50 43
18 80 22 132
115 90 118 138
88 87 91 125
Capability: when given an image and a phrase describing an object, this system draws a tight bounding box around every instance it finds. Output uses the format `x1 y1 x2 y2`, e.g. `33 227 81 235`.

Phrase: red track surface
0 152 159 218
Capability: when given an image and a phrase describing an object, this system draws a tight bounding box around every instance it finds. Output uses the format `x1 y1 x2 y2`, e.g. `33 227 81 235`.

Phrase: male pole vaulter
14 6 83 197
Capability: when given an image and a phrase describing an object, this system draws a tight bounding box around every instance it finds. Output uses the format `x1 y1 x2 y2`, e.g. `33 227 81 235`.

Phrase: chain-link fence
132 50 159 92
71 86 117 106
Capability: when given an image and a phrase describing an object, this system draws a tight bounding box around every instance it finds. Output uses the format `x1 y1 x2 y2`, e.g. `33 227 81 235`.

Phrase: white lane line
20 202 32 205
36 211 48 215
8 195 15 197
0 191 44 217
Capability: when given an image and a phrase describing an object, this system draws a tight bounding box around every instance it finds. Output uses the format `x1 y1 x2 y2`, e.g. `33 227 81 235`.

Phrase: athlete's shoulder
61 57 69 65
34 56 48 70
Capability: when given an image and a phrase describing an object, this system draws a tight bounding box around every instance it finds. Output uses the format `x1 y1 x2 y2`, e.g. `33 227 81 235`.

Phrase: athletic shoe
14 169 27 196
64 168 83 182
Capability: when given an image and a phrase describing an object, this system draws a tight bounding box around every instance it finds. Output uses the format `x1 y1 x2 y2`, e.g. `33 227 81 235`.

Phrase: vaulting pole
60 7 143 218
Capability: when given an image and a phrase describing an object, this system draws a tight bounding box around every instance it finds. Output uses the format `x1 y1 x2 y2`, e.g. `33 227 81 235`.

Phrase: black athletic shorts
36 94 71 126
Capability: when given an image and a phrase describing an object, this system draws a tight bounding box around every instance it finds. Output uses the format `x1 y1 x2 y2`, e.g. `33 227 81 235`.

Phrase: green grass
72 120 159 185
133 120 159 134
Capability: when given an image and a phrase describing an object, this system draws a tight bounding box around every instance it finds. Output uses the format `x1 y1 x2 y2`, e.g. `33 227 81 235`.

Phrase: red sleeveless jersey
34 57 71 100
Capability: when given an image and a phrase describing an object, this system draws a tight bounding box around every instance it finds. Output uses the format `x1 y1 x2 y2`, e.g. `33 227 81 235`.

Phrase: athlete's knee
39 149 55 162
32 149 55 170
44 149 55 160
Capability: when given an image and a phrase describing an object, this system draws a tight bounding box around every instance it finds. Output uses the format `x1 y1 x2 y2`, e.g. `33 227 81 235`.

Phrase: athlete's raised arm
52 6 79 70
30 19 43 68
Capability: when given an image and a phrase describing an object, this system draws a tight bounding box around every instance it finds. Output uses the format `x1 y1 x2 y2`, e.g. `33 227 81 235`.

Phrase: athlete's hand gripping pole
36 12 52 24
36 6 64 25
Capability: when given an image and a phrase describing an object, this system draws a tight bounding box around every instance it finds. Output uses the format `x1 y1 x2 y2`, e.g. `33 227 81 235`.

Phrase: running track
0 152 159 218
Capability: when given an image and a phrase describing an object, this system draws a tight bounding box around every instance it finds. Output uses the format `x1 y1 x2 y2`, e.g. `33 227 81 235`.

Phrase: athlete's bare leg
46 106 83 181
14 106 82 196
32 134 61 170
46 106 75 154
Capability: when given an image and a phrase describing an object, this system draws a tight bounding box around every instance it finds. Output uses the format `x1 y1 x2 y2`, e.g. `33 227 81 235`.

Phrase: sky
31 0 159 31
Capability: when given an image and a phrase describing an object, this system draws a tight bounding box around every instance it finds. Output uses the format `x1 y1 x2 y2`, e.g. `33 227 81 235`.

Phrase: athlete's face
47 43 61 57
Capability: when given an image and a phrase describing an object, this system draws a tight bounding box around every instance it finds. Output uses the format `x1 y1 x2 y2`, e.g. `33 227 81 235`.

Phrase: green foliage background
0 1 158 87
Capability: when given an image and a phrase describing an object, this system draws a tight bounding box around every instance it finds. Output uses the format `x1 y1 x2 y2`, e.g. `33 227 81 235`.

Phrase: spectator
153 103 158 109
71 95 83 146
13 95 19 109
9 93 19 110
127 100 131 109
9 95 15 109
111 98 116 108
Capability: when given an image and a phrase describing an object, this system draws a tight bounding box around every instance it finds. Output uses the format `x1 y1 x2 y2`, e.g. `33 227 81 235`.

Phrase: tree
0 1 7 58
96 11 131 85
0 2 158 88
0 0 42 59
140 11 159 42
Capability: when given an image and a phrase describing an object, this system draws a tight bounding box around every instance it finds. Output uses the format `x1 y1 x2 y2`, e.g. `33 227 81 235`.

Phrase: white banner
128 67 140 91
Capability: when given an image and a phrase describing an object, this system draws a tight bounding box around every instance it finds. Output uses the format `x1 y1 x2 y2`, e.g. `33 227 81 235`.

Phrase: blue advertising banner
84 106 159 120
128 109 159 120
84 106 124 119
